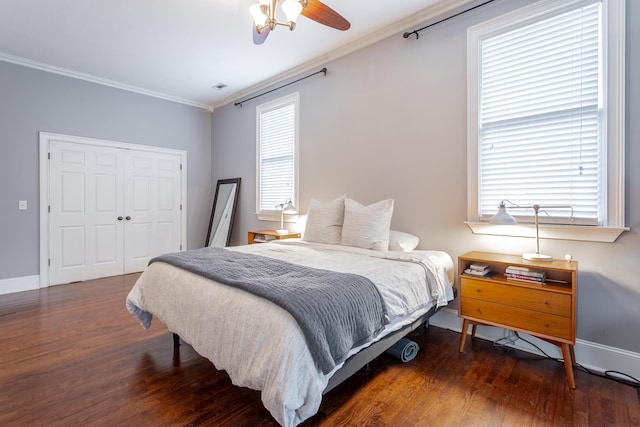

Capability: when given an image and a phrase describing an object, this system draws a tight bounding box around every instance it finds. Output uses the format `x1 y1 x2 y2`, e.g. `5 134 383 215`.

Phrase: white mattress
126 240 454 426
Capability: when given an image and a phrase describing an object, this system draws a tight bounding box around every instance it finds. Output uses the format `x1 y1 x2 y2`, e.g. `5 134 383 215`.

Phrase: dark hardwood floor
1 274 638 426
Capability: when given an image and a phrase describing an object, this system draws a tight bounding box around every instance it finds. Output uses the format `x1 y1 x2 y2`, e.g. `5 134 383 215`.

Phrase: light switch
19 200 27 210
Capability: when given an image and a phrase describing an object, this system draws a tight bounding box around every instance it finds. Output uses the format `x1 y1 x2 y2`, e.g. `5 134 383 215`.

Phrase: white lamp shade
282 200 296 213
250 3 268 26
489 204 517 224
281 0 303 23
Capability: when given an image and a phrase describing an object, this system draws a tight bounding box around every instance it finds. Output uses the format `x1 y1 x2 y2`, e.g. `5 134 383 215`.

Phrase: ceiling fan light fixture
281 0 304 28
250 0 349 45
249 3 268 29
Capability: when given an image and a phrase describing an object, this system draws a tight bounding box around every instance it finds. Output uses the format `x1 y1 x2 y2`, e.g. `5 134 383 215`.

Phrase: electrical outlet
19 200 27 210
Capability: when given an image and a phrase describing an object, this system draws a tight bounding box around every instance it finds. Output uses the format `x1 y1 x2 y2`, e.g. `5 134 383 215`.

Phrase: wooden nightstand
248 230 301 244
458 251 578 388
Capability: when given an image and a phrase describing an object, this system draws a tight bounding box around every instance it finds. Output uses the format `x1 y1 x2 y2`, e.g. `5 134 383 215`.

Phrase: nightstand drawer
460 277 571 317
460 296 572 341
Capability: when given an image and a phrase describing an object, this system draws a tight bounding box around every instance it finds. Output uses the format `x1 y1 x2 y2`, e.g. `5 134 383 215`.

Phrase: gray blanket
149 247 388 374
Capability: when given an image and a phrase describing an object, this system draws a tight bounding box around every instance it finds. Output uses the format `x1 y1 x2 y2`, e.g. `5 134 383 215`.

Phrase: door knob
117 216 123 221
125 216 131 220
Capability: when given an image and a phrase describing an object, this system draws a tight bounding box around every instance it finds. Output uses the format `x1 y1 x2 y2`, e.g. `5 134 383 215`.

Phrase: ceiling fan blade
301 0 351 31
253 25 270 45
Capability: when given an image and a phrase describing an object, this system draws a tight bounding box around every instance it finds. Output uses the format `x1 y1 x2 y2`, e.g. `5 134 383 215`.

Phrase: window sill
465 222 629 243
256 212 300 223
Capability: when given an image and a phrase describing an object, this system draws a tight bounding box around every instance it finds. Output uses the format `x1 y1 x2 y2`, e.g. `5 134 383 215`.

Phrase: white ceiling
0 0 473 110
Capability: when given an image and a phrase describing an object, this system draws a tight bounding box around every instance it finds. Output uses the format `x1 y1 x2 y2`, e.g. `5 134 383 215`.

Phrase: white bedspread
126 241 453 426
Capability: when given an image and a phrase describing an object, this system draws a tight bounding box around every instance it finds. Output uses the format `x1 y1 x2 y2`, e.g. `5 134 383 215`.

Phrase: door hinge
180 204 182 210
48 152 51 160
180 164 183 170
48 258 51 266
180 244 183 251
48 205 51 213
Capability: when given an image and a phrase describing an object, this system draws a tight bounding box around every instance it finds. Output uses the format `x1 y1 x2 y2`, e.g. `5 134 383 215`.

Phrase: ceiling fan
250 0 351 45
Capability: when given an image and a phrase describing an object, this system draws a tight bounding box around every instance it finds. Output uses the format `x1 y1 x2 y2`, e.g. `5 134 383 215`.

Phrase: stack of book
463 263 491 277
252 233 277 243
505 265 546 283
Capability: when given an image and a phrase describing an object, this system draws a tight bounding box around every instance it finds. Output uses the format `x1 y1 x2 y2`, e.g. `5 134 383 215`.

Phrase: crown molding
0 52 212 111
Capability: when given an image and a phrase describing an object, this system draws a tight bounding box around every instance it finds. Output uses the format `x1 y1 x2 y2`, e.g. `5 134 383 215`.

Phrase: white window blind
478 1 602 224
257 94 298 213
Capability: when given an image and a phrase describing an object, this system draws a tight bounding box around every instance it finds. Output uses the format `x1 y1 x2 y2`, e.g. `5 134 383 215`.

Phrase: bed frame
323 303 442 393
171 300 448 394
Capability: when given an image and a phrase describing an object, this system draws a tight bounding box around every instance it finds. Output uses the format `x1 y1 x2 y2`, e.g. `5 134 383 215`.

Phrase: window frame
465 0 627 243
255 92 300 220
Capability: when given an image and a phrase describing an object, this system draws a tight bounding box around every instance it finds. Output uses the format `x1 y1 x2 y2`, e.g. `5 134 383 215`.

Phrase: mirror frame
205 178 241 247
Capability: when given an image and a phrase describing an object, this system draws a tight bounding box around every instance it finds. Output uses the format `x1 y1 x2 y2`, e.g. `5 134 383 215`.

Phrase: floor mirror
205 178 241 247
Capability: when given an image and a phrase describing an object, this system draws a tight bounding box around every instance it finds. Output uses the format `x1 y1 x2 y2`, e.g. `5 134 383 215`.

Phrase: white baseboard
0 275 40 296
430 307 640 380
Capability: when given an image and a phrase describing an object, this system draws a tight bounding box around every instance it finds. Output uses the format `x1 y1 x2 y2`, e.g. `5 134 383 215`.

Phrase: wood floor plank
1 274 638 426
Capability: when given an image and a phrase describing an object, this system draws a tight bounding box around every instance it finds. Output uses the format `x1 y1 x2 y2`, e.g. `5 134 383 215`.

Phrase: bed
127 192 454 426
126 239 454 426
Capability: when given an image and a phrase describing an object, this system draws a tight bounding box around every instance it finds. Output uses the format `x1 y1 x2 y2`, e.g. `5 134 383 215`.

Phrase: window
256 93 299 216
467 0 626 242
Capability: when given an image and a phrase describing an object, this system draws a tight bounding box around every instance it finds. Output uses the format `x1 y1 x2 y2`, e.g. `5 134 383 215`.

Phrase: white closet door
49 141 124 284
123 150 182 273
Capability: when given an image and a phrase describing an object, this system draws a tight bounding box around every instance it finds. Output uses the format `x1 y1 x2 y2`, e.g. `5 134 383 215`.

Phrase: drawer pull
544 301 549 305
544 322 550 327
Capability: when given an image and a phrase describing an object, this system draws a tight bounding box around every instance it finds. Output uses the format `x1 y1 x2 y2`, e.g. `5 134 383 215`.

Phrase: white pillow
388 230 420 252
341 198 394 251
303 196 346 245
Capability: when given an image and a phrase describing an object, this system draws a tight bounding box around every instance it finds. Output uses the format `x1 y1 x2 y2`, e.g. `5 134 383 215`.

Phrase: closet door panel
49 141 124 285
124 150 182 273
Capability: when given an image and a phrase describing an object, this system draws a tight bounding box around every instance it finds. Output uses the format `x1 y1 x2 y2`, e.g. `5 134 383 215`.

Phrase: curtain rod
403 0 496 40
234 67 327 107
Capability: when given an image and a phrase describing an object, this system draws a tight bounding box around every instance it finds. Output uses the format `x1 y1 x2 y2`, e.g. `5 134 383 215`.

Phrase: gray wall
212 0 640 353
0 61 212 280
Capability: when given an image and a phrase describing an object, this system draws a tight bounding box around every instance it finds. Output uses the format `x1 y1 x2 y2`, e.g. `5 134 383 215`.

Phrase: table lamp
490 201 572 261
276 198 296 234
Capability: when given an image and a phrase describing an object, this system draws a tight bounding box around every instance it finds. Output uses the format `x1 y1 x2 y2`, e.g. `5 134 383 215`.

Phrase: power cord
494 331 640 389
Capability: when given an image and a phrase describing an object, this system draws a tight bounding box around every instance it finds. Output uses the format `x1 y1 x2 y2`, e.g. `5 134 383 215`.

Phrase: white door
49 141 125 284
124 150 182 273
48 140 183 285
